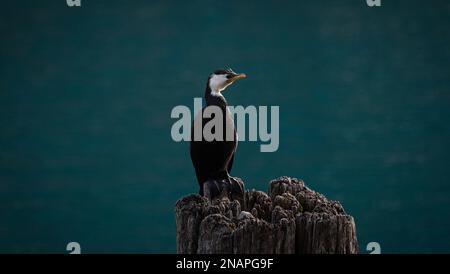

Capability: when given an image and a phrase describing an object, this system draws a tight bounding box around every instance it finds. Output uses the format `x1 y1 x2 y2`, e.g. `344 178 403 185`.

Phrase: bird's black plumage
190 69 240 196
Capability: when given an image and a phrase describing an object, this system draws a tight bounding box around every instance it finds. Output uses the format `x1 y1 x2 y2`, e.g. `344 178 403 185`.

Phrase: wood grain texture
175 176 358 254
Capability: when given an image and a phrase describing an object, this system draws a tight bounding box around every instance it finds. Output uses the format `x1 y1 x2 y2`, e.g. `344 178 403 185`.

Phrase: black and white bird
190 68 246 198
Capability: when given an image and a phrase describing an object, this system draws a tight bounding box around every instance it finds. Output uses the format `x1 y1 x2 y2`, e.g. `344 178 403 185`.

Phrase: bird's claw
203 177 245 202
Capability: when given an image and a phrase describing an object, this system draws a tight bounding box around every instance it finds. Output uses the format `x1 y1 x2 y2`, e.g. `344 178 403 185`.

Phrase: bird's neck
205 86 228 108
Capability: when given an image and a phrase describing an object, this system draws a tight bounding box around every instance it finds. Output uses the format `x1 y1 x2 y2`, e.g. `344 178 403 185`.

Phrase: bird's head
207 68 246 96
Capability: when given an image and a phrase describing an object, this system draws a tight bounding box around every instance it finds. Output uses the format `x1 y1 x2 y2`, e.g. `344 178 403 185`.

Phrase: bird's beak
226 73 247 84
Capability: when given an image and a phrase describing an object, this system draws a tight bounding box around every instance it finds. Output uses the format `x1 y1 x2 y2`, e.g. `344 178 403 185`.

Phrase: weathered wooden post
175 176 358 254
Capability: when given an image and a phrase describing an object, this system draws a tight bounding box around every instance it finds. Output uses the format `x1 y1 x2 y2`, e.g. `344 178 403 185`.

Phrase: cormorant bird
190 68 246 198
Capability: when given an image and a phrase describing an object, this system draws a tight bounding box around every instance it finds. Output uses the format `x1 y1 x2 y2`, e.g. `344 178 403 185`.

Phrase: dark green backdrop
1 0 449 253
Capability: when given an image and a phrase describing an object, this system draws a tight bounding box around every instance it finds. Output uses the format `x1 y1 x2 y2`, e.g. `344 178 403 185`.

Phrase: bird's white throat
208 74 231 96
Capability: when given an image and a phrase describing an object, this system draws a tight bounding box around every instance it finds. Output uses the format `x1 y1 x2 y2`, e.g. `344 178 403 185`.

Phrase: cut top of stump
175 176 358 254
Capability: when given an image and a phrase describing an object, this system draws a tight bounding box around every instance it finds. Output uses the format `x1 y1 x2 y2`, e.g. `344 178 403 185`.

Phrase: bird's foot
228 176 245 200
203 180 223 201
203 177 245 203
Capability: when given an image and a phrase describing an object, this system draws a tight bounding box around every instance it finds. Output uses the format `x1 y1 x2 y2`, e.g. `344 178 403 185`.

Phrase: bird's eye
226 74 234 79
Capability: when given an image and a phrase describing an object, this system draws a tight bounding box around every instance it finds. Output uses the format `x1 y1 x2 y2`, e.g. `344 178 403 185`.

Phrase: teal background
1 0 450 253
